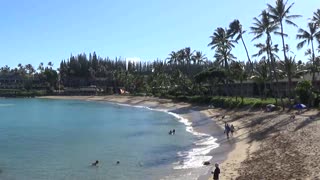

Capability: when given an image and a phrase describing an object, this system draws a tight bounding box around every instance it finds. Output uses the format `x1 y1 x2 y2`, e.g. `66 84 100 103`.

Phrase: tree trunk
288 76 292 98
264 80 267 100
280 21 287 64
271 55 285 110
240 79 244 103
311 39 316 85
279 21 288 110
241 36 253 73
266 35 277 104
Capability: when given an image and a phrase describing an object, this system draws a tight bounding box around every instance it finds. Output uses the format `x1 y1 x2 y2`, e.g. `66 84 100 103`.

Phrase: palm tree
251 58 270 99
38 62 44 73
191 51 207 64
296 22 320 83
251 10 283 105
25 64 35 79
48 62 54 69
251 10 278 82
208 27 236 70
208 27 236 96
214 48 236 68
184 47 194 65
0 65 10 75
278 56 307 98
228 19 253 72
230 61 248 102
17 63 26 77
253 42 282 103
267 0 301 62
177 49 186 65
312 9 320 27
166 51 179 64
253 43 280 60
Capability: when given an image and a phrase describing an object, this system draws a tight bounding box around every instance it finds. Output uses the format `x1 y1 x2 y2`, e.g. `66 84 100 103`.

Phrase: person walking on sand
224 122 231 139
211 163 220 180
230 124 235 136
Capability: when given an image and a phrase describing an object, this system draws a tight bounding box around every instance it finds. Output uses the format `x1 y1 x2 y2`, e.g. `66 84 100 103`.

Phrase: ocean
0 98 218 180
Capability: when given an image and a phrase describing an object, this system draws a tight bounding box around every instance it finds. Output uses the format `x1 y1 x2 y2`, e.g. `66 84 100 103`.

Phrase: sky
0 0 319 69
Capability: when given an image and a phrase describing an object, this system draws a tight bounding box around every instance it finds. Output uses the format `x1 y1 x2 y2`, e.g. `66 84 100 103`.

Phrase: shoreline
38 95 234 179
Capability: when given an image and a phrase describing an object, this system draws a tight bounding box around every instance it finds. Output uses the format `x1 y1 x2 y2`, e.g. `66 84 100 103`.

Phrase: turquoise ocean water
0 98 217 180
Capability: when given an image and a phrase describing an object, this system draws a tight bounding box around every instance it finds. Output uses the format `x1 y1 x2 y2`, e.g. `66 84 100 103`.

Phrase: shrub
295 80 313 105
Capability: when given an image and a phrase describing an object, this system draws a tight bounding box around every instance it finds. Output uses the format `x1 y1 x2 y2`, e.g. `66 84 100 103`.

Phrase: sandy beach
39 96 320 179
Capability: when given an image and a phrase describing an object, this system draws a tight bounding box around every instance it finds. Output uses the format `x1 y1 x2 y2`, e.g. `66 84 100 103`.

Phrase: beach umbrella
294 103 306 109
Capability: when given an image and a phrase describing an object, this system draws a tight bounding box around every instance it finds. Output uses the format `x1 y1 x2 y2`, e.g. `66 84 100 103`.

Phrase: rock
203 161 210 166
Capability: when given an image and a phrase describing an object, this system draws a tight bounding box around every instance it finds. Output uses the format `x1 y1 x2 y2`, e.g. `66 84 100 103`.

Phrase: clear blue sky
0 0 319 69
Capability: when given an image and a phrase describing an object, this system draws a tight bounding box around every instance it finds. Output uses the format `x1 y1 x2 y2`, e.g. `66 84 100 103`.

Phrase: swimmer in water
92 160 99 166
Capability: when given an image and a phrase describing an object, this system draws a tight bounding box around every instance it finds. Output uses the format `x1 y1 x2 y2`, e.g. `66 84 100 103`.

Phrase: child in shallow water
91 160 99 166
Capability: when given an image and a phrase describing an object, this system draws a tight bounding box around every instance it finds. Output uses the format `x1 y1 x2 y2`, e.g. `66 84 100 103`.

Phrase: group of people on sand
168 129 176 135
224 122 235 139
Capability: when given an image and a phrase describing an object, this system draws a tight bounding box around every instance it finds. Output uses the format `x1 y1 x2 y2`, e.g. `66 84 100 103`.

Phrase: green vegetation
0 89 47 97
0 0 320 109
295 80 314 105
165 95 277 109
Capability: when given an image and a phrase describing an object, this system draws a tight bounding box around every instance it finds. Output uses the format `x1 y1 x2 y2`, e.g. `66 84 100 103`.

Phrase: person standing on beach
211 163 220 180
230 124 235 136
224 122 231 139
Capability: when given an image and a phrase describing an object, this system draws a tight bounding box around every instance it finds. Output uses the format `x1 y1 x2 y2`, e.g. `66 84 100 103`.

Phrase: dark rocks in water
203 161 210 166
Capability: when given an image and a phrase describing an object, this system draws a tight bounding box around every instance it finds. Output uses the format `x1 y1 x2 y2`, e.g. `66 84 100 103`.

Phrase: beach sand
203 108 320 180
39 96 320 179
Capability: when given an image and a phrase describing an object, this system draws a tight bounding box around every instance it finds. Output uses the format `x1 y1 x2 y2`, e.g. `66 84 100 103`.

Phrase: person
116 161 120 165
91 160 99 166
211 163 220 180
230 124 235 136
169 130 172 135
172 129 175 135
224 122 231 139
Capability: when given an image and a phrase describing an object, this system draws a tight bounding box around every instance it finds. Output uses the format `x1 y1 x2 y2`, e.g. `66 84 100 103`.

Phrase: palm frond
285 19 298 27
251 34 263 41
286 14 302 19
274 31 288 37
